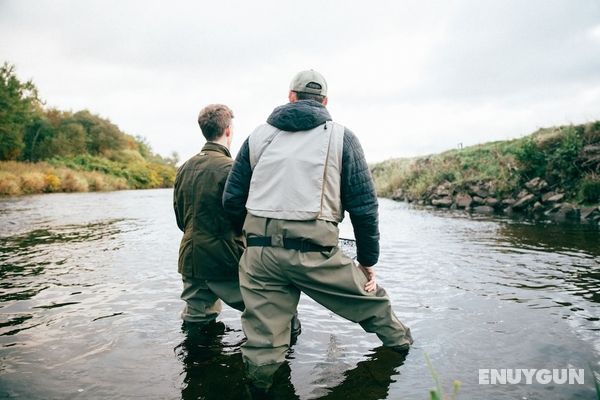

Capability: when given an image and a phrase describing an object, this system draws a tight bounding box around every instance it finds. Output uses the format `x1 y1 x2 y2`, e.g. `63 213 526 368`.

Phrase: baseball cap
289 69 328 96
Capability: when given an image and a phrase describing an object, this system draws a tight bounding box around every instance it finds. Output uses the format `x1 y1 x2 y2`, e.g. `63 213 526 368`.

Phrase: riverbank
0 157 175 196
0 63 176 196
371 121 600 224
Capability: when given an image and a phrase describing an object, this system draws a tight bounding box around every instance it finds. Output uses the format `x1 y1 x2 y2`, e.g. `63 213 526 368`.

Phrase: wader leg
238 247 301 387
180 275 221 323
206 279 245 312
286 247 413 347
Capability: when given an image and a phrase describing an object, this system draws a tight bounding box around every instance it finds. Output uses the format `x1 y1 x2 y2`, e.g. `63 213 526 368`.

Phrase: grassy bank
1 62 176 196
371 121 600 212
0 156 175 196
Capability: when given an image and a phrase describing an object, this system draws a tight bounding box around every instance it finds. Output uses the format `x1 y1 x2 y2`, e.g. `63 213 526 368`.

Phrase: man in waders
173 104 301 339
223 70 413 388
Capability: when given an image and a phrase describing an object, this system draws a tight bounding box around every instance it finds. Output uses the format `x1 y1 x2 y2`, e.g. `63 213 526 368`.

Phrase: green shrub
514 137 546 180
547 127 583 189
436 169 456 183
580 175 600 204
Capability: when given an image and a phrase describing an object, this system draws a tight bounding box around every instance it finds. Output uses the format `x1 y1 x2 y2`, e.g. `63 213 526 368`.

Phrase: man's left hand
358 263 376 293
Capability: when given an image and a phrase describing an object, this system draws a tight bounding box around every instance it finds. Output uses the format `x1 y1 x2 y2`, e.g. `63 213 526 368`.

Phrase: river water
0 189 598 399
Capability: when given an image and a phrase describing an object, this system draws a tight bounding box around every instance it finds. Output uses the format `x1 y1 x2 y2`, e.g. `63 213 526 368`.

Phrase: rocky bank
373 122 600 225
392 178 600 224
391 175 600 224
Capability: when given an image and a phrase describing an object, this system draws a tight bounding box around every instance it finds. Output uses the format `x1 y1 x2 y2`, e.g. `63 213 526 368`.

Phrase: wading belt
246 236 333 252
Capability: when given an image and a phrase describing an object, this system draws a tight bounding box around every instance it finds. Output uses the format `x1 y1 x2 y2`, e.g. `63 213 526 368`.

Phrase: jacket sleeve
173 164 185 232
223 138 252 234
341 129 380 266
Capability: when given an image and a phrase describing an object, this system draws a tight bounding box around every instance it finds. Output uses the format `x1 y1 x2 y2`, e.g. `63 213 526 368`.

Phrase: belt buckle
271 234 284 248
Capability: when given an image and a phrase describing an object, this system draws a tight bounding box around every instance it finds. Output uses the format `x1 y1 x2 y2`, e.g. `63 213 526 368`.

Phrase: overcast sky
1 0 599 163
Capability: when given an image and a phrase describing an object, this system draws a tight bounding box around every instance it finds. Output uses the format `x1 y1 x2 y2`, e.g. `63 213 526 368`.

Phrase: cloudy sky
1 0 599 163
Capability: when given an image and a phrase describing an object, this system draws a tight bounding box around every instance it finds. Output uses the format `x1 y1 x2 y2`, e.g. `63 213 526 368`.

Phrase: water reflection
176 323 251 400
317 346 407 400
0 219 126 254
176 323 408 400
497 221 600 257
495 222 600 306
0 219 126 335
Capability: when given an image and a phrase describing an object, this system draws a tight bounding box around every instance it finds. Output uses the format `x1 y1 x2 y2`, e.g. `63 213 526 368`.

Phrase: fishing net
338 237 357 260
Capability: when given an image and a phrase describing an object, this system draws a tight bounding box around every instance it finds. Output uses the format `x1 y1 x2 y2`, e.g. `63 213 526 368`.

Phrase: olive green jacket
173 142 243 279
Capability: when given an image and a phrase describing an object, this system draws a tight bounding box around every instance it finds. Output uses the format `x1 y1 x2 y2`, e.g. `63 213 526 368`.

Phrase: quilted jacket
223 100 380 266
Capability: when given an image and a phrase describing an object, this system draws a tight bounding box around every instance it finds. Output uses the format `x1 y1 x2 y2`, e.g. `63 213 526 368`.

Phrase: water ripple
0 192 598 399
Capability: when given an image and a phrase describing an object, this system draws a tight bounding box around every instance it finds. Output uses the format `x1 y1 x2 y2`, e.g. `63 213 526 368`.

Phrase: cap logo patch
305 82 322 90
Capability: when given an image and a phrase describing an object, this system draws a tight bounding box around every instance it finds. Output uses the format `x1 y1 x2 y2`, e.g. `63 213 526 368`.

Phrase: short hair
294 91 326 103
197 104 234 141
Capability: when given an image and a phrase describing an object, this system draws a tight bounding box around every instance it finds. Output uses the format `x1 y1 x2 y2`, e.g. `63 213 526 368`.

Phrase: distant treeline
0 62 177 196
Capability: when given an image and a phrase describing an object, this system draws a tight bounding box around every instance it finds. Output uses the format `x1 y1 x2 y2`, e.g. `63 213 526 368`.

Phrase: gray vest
246 121 345 222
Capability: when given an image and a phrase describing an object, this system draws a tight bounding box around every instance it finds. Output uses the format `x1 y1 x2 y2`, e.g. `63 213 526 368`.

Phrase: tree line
0 62 177 194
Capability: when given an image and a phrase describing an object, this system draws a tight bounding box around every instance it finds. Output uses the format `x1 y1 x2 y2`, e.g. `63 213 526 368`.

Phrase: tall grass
0 161 129 195
51 153 175 189
372 141 520 199
592 365 600 400
425 353 461 400
372 121 600 203
1 148 176 196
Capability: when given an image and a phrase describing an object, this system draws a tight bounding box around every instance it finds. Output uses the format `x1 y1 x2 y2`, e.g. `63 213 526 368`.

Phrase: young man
174 104 302 339
174 104 245 327
223 70 413 387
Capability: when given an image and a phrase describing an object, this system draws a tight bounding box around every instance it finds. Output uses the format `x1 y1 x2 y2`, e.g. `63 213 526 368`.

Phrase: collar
267 100 332 132
202 141 231 158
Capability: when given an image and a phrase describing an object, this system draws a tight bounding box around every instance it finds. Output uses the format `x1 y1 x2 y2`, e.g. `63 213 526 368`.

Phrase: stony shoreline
390 176 600 224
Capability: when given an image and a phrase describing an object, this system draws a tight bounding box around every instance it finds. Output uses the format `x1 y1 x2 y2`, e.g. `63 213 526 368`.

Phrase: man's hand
358 263 376 292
